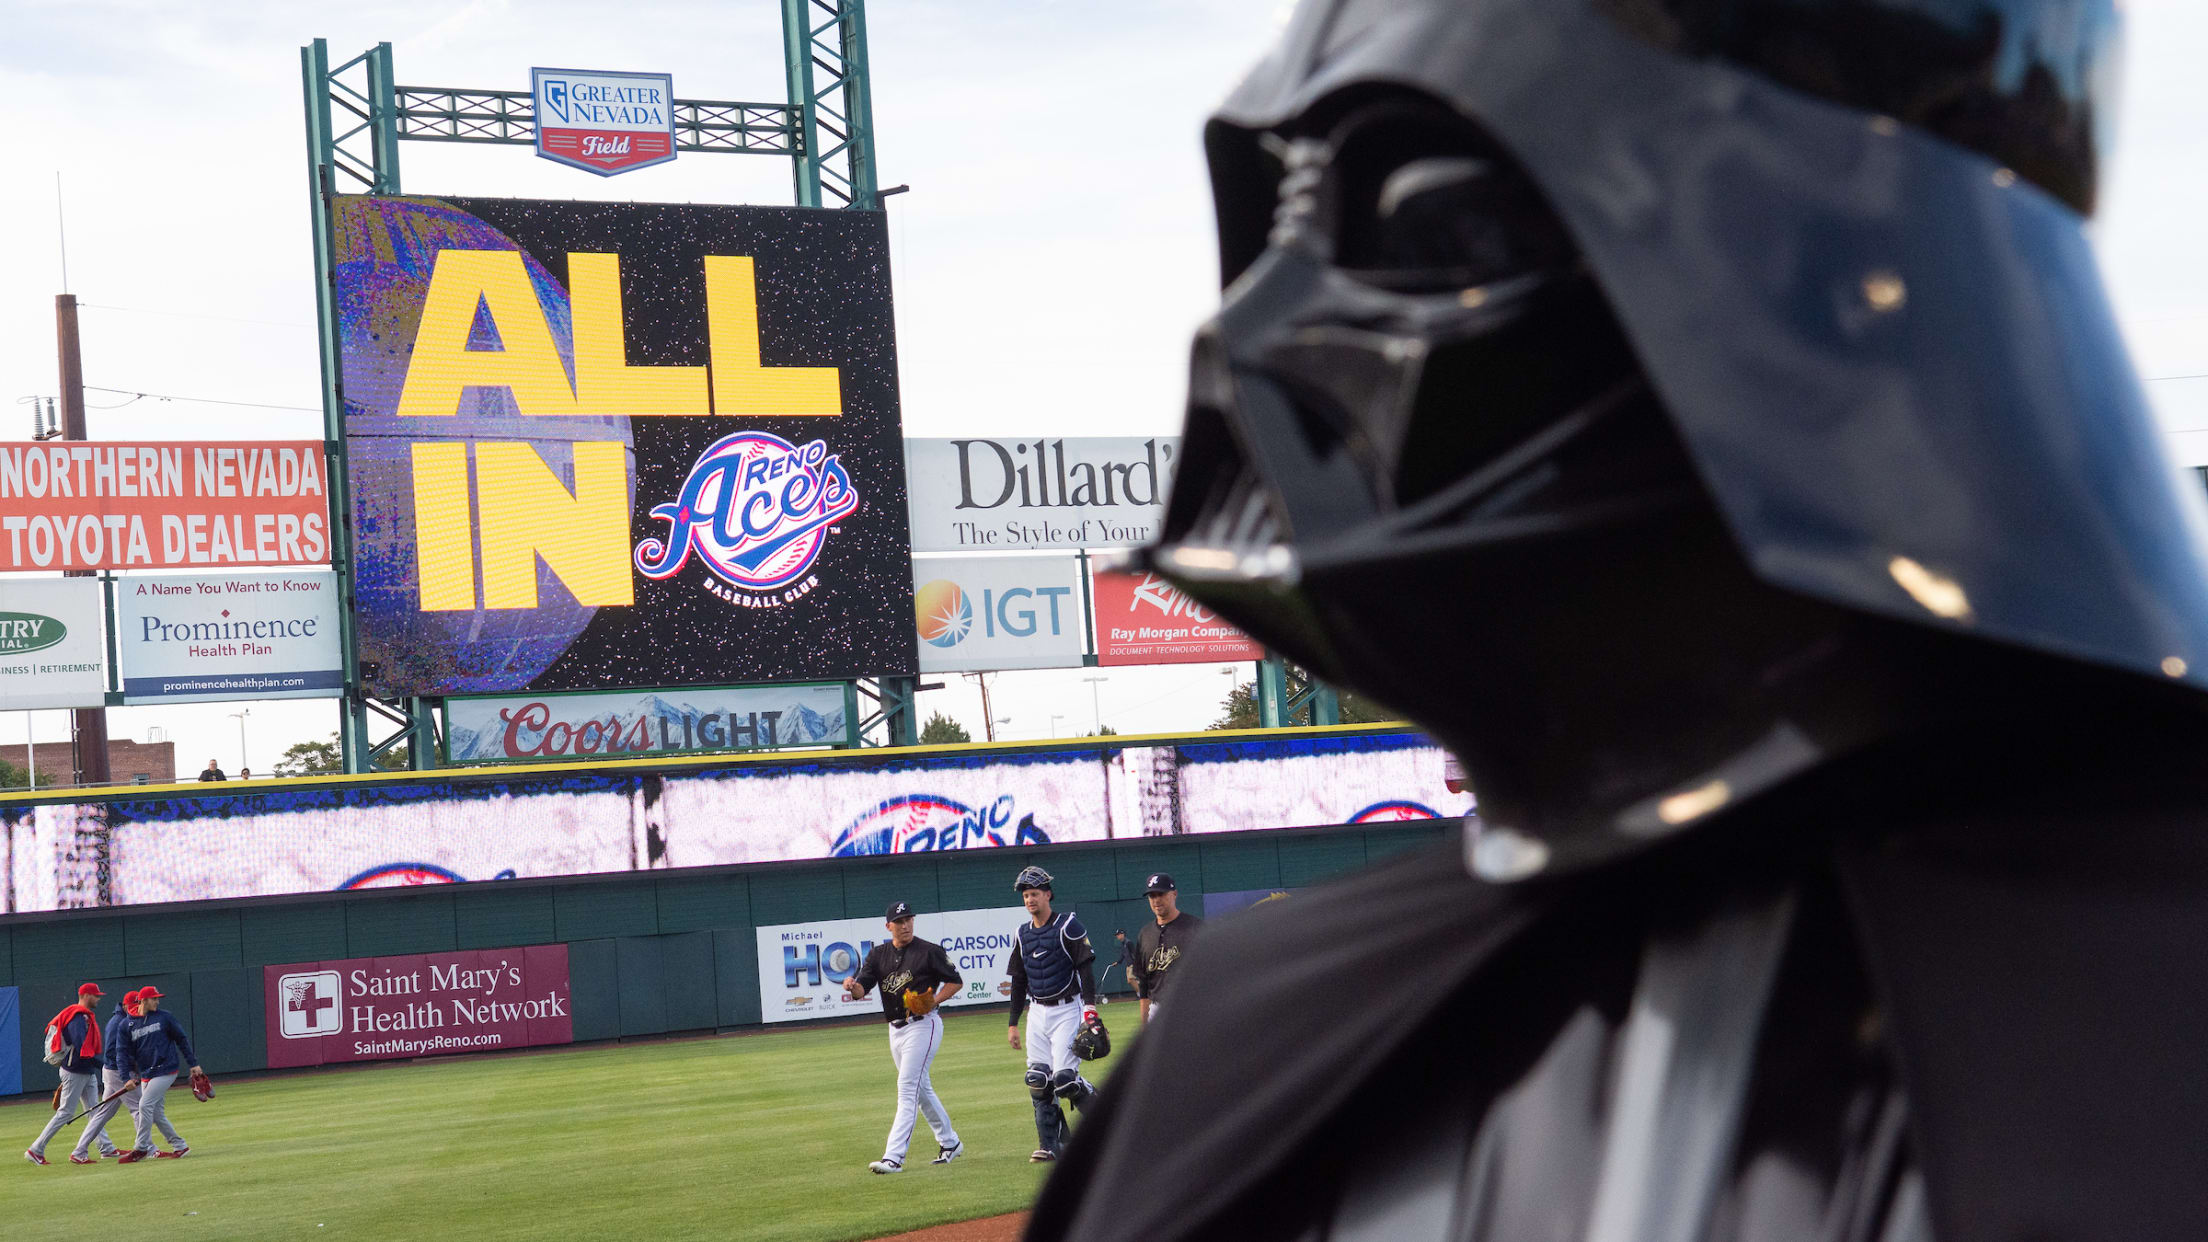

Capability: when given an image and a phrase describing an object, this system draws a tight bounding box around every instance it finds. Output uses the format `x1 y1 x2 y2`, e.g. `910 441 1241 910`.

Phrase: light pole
1050 713 1066 738
229 708 250 774
1081 674 1107 734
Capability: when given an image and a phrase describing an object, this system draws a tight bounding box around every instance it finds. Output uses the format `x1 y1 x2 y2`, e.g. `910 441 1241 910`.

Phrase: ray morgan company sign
0 577 106 711
265 945 573 1068
758 906 1027 1024
115 571 343 704
532 68 675 175
905 437 1177 552
444 682 853 763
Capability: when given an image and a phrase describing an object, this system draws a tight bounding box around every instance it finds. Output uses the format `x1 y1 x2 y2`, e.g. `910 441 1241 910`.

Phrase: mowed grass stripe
0 1009 1110 1242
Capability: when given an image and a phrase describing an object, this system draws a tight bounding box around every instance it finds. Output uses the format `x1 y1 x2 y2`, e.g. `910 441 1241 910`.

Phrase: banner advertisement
0 577 107 710
332 195 915 700
0 986 18 1096
757 906 1025 1024
0 728 1461 913
912 555 1085 672
904 437 1178 552
264 944 572 1068
1091 568 1265 666
0 441 329 572
114 571 343 704
532 68 675 176
444 682 851 763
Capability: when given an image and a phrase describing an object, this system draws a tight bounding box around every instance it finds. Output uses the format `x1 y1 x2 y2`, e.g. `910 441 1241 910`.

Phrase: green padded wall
659 932 718 1033
654 874 749 935
1197 837 1283 893
13 919 126 981
126 910 243 974
453 885 557 950
749 869 845 927
712 929 762 1028
345 891 457 957
615 936 671 1037
554 883 659 942
189 967 263 1076
566 939 620 1043
240 904 346 967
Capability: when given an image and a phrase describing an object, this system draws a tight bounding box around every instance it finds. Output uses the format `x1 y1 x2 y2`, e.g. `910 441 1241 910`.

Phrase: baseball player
69 990 146 1165
1005 866 1101 1163
24 983 112 1166
1129 873 1201 1026
842 901 965 1174
114 986 200 1162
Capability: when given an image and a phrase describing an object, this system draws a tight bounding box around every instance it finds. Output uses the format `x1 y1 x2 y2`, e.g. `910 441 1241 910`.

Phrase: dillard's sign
904 437 1179 552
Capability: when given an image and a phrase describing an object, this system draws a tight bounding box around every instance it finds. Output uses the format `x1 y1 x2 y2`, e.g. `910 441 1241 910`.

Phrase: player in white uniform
843 901 964 1174
1006 866 1100 1162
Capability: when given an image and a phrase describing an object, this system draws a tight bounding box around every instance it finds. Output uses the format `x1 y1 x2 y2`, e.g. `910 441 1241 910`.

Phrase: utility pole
56 292 112 787
1082 674 1107 734
964 672 997 742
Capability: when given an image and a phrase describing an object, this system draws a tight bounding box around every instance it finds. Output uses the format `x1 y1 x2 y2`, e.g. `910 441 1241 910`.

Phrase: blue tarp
0 987 19 1095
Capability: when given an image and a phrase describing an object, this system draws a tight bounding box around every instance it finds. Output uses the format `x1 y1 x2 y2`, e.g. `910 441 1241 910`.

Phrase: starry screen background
339 195 917 695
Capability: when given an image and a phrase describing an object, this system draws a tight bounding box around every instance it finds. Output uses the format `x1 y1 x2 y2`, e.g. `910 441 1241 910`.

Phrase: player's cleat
932 1142 963 1165
68 1153 98 1165
868 1158 903 1174
115 1149 150 1164
1030 1149 1058 1163
155 1146 188 1159
23 1150 48 1166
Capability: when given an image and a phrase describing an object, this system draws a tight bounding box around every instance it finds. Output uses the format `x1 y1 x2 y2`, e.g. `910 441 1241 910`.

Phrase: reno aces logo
831 794 1053 856
635 431 860 607
337 863 520 890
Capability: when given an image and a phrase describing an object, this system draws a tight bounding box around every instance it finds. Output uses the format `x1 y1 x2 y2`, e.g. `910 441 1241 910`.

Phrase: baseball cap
77 982 104 997
1144 873 1176 894
885 901 914 921
122 989 141 1005
137 985 165 1000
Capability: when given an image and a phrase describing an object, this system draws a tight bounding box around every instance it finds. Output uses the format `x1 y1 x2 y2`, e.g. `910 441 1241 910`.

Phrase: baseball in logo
831 794 1053 856
635 432 861 608
915 580 973 648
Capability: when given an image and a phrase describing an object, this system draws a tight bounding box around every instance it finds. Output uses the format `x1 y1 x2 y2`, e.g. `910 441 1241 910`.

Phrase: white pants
71 1070 138 1158
883 1013 957 1164
133 1072 184 1153
1025 997 1082 1073
30 1070 114 1158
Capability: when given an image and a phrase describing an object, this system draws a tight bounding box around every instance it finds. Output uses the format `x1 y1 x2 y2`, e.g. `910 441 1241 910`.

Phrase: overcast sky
3 0 2205 774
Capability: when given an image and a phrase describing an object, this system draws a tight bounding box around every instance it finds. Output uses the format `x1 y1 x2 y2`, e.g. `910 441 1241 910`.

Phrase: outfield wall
0 724 1466 912
0 818 1457 1097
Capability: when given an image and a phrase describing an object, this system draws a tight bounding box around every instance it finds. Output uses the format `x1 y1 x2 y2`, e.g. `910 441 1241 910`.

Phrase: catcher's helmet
1015 866 1055 892
1141 0 2208 877
1073 1014 1111 1061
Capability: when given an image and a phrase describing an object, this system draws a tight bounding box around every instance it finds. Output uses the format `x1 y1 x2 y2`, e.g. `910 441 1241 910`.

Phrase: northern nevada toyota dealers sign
265 945 573 1067
532 68 676 175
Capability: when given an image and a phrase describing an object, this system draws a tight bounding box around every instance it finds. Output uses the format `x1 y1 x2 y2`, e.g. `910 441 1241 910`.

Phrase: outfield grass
0 1009 1111 1242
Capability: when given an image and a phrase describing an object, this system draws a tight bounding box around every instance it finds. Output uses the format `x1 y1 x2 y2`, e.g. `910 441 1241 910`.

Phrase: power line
83 384 320 413
78 303 313 330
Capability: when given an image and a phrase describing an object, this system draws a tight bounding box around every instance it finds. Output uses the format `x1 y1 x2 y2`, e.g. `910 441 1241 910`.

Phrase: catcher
843 901 964 1174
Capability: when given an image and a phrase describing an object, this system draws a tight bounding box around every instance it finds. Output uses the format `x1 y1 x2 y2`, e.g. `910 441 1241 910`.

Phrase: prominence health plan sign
758 906 1026 1024
115 571 343 703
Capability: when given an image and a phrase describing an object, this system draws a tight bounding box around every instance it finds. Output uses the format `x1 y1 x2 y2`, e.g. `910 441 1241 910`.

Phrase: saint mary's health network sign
265 945 573 1068
532 68 676 175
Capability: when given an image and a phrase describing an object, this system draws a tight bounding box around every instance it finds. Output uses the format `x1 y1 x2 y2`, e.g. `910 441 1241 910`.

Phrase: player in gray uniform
1006 866 1101 1163
1129 873 1201 1026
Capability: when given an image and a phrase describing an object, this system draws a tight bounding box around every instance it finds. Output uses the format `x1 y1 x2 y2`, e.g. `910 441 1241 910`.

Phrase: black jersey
853 938 962 1024
1130 912 1202 1000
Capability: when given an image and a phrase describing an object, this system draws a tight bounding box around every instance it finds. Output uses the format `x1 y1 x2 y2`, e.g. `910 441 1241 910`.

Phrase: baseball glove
1073 1012 1111 1061
189 1069 213 1102
51 1084 62 1111
902 988 939 1019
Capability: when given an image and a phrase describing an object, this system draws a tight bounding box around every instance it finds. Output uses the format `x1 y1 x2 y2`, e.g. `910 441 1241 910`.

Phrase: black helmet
1143 0 2208 877
1016 866 1055 892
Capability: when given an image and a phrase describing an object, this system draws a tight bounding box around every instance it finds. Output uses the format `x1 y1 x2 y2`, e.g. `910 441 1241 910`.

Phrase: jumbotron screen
0 731 1469 913
333 194 916 699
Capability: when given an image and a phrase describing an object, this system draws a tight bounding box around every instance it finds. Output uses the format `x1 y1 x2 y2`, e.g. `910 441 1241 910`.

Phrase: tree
274 737 342 776
1081 726 1120 737
0 756 29 789
919 712 972 744
276 734 411 776
1212 665 1395 730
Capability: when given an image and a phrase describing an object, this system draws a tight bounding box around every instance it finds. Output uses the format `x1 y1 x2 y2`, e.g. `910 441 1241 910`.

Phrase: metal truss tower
300 1 914 775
